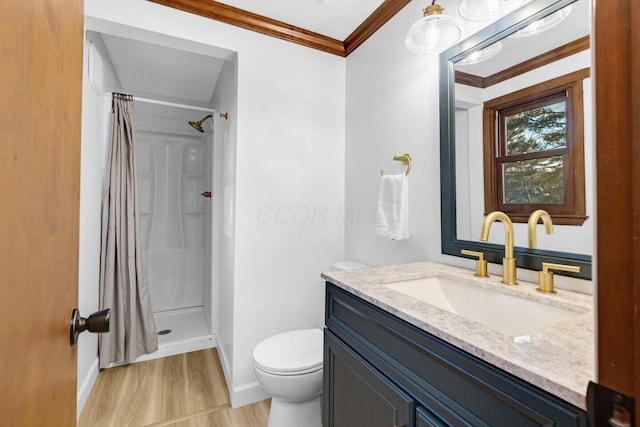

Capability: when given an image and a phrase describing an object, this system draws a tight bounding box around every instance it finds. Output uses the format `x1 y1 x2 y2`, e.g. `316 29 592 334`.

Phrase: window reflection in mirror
482 69 588 225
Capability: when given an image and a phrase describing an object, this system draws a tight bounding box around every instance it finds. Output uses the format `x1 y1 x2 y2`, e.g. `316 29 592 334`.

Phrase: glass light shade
405 13 461 54
510 5 572 38
459 0 525 21
456 41 502 65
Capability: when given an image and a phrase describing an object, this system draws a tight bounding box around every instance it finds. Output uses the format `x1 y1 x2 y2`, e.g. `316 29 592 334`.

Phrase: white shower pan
133 102 217 362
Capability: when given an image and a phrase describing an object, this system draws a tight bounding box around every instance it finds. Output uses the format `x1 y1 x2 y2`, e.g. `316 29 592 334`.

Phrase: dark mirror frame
439 0 592 280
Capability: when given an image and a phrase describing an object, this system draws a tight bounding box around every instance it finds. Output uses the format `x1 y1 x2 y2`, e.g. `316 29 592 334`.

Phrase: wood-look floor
79 349 270 427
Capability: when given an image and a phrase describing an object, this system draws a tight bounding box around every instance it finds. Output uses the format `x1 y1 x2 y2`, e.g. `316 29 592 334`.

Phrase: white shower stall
133 102 217 361
79 31 237 405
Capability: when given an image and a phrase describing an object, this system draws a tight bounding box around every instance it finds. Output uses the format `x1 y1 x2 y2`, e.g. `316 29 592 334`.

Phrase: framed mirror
440 0 592 280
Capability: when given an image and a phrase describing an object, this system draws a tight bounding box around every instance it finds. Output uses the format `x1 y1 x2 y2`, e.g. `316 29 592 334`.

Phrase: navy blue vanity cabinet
323 283 587 427
324 331 415 427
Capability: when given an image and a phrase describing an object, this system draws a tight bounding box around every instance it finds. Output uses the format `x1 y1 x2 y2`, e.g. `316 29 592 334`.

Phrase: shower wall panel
137 132 207 312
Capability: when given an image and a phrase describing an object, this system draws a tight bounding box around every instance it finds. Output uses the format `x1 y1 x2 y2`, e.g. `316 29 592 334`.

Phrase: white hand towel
374 173 409 240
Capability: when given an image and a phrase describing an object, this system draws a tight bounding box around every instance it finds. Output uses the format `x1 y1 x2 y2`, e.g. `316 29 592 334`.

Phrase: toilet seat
253 328 323 376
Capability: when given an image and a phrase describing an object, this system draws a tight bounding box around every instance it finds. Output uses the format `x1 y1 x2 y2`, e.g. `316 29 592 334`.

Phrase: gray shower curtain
99 93 157 369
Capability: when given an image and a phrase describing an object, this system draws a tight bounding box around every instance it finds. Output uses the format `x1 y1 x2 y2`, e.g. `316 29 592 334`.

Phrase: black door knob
70 308 110 345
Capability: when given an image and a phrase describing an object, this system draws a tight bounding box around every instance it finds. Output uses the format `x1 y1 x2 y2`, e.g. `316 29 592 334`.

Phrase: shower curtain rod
109 92 219 113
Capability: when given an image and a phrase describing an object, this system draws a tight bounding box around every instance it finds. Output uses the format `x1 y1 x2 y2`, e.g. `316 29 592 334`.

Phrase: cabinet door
324 331 415 427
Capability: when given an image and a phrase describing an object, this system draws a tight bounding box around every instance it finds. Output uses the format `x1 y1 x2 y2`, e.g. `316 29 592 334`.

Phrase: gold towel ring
381 153 412 176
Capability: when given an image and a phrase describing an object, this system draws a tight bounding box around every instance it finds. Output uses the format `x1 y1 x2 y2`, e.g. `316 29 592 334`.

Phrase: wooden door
0 0 84 425
594 0 640 423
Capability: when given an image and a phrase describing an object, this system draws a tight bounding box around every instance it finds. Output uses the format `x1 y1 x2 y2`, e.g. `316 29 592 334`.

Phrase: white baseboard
216 342 269 409
217 342 233 392
230 380 270 409
76 357 99 420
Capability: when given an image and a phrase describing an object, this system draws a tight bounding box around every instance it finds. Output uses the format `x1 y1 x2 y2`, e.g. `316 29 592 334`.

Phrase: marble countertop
321 261 594 410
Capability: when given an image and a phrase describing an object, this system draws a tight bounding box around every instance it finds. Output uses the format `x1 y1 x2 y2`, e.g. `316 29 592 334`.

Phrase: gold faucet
527 209 554 249
479 211 517 285
537 262 581 294
461 249 489 278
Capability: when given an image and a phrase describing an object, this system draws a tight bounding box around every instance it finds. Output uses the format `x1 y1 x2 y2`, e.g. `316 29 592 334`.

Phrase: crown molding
344 0 412 56
147 0 411 57
455 35 590 88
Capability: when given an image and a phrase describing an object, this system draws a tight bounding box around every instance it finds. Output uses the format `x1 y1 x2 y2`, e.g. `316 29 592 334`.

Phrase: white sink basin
383 275 582 337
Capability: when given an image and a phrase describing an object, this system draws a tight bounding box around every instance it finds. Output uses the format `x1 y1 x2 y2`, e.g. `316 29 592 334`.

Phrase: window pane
502 156 563 204
505 101 567 155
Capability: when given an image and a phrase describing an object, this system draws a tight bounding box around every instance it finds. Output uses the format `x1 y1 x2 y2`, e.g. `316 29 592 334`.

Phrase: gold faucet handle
537 262 581 294
461 249 489 278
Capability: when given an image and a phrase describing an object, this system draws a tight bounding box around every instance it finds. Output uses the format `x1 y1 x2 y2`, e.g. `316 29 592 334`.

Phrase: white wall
210 58 238 399
344 0 487 267
83 0 345 409
77 32 119 416
230 33 345 403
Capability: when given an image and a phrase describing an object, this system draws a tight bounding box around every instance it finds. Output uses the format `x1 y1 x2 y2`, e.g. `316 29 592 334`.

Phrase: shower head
188 114 213 133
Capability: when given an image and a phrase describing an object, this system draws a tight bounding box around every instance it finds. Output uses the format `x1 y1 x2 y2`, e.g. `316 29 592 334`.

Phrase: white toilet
252 328 324 427
252 262 369 427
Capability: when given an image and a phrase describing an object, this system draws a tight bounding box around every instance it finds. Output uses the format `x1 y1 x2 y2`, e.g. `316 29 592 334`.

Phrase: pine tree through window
483 69 588 225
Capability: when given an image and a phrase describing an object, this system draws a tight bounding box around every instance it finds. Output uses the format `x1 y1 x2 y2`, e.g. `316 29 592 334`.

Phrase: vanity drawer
325 283 587 427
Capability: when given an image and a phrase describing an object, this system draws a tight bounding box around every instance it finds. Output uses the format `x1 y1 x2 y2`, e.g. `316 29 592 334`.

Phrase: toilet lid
253 328 323 374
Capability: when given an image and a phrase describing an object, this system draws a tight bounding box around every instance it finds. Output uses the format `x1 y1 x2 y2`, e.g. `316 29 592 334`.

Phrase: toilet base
267 395 322 427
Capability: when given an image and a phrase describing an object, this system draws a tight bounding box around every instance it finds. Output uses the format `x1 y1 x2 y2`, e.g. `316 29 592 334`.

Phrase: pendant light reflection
510 5 572 38
405 1 461 54
459 0 524 22
456 42 502 65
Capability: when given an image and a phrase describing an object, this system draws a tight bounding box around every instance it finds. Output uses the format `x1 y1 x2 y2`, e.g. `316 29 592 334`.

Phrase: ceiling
455 0 589 78
102 34 225 105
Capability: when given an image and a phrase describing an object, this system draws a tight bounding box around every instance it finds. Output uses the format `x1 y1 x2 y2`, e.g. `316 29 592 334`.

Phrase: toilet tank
331 261 370 271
